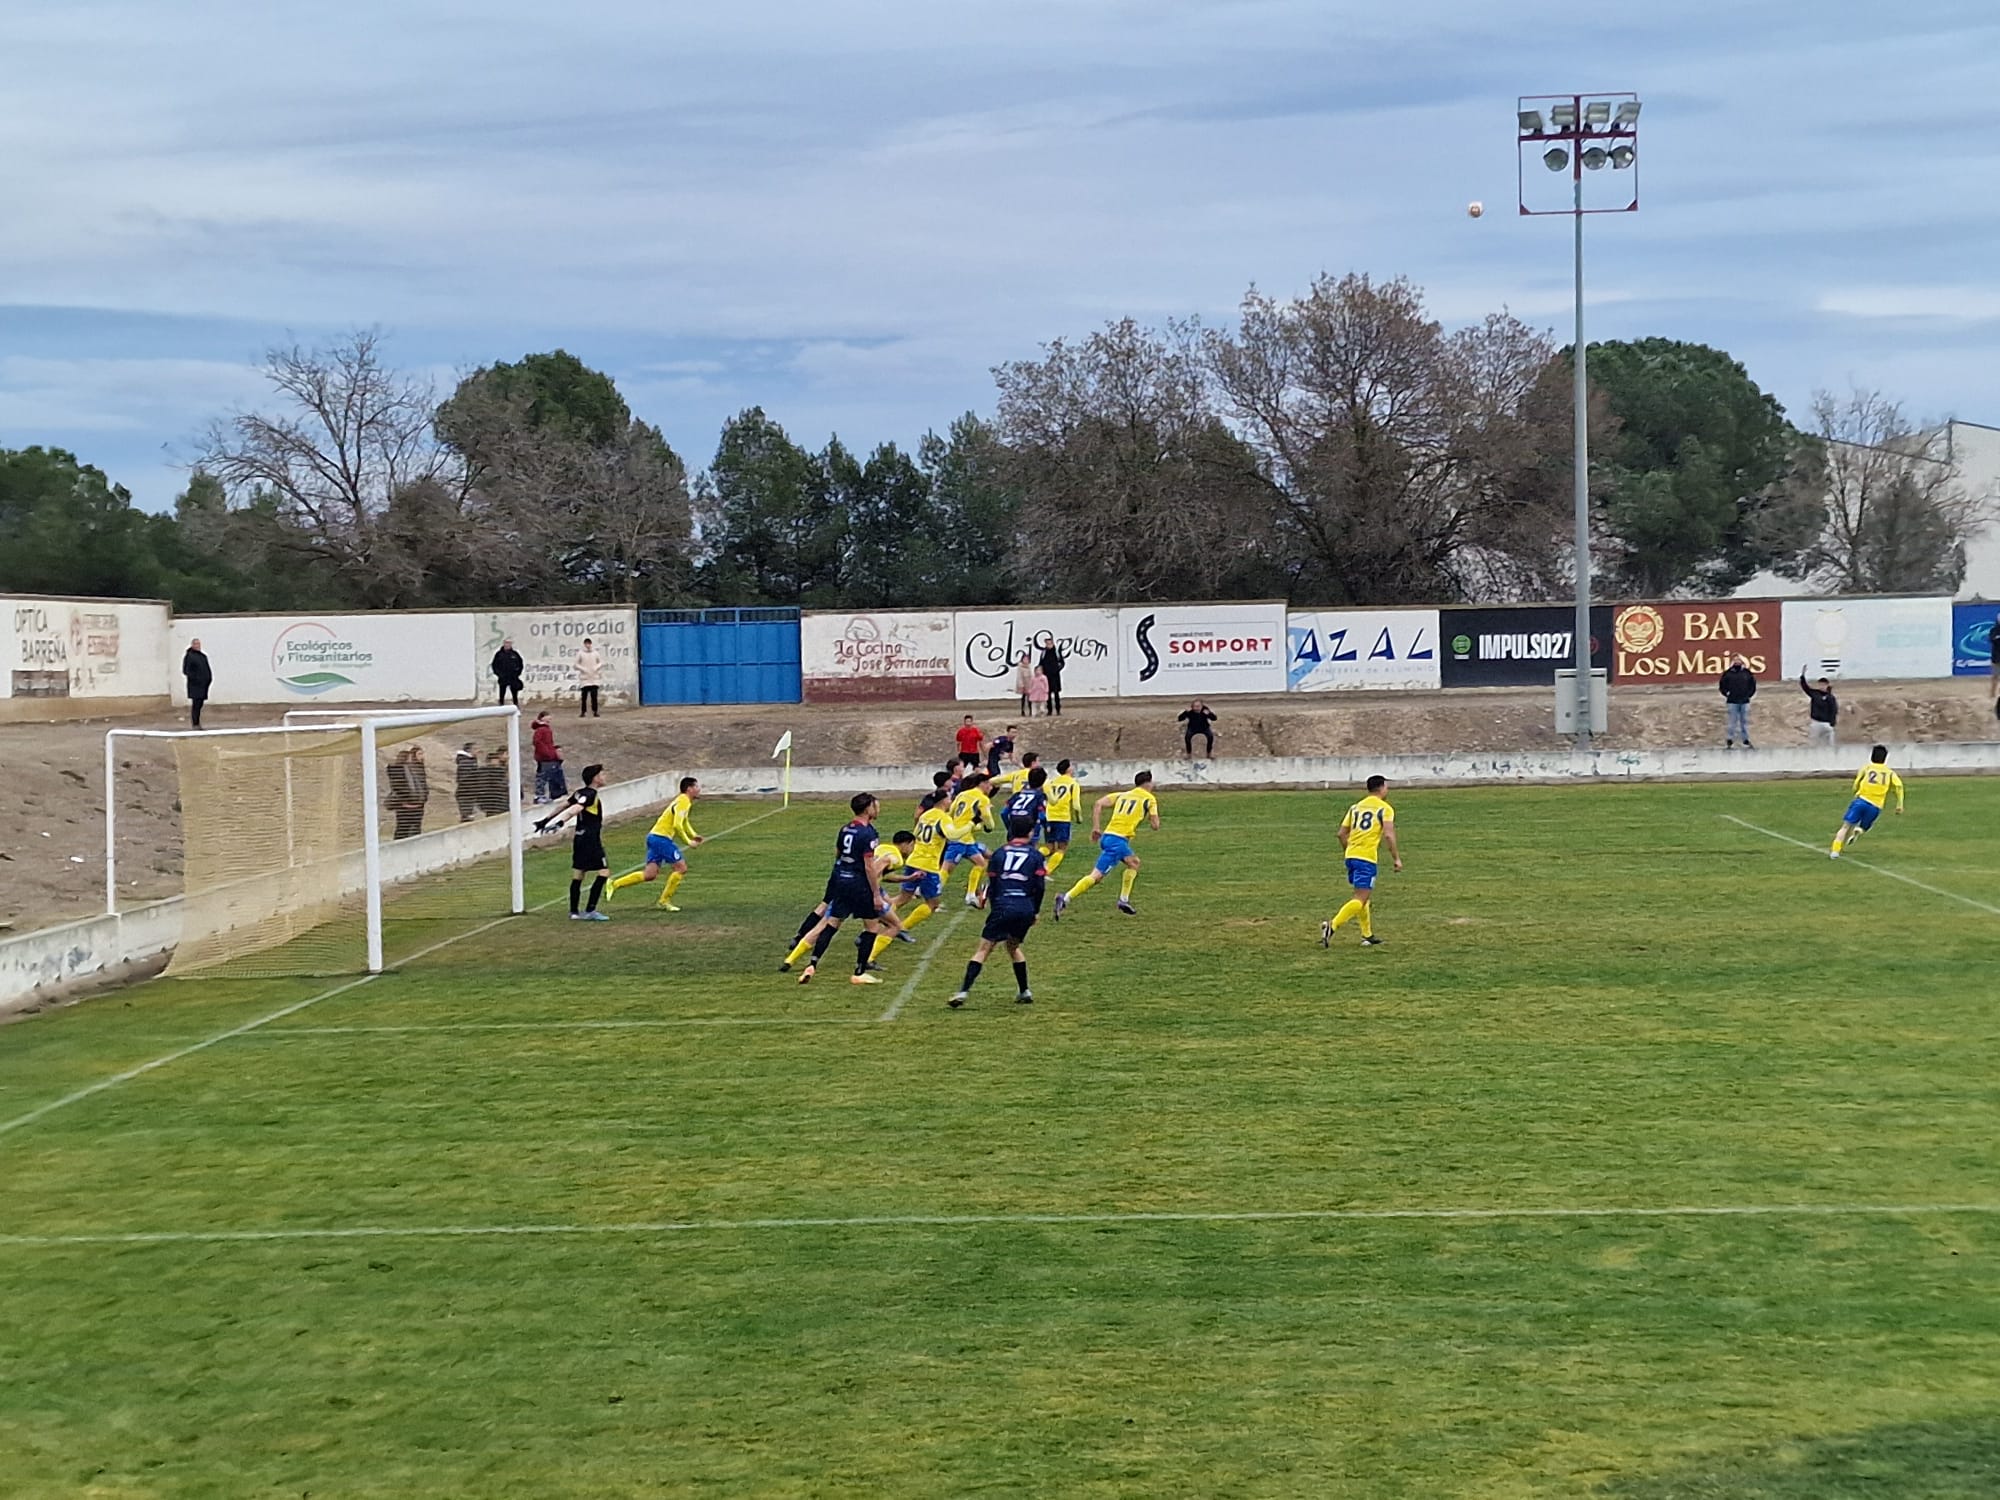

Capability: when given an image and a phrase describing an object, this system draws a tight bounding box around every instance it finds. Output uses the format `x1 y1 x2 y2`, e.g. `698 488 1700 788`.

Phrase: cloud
1817 288 2000 323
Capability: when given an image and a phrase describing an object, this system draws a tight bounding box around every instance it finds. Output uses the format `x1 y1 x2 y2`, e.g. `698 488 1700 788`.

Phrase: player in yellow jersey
867 794 953 965
990 751 1040 799
607 776 704 909
1324 775 1401 947
943 772 996 906
1054 770 1159 918
1039 758 1082 874
1831 744 1905 857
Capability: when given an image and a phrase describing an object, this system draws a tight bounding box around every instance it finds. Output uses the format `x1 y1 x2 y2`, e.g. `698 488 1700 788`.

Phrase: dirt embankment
3 678 1992 934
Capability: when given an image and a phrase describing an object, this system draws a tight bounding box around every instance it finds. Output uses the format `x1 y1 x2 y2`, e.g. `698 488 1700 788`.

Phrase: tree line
2 274 1986 612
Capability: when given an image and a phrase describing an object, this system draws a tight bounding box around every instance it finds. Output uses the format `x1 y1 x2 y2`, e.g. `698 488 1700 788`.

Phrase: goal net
107 706 524 979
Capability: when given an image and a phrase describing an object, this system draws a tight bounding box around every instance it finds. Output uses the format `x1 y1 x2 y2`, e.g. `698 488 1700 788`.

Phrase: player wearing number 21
1324 775 1401 948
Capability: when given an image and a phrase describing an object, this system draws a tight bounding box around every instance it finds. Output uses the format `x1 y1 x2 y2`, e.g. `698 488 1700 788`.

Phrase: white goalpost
106 705 525 976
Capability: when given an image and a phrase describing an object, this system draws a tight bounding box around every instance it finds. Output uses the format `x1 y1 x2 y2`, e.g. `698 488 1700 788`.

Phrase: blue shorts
900 870 943 902
943 841 987 866
645 834 682 866
827 882 877 922
1044 821 1072 846
1844 799 1881 831
1094 832 1135 874
1345 858 1378 890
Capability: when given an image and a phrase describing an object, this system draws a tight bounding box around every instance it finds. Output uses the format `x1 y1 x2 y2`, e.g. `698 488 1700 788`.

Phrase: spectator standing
1178 699 1218 757
453 742 480 821
1799 672 1838 748
576 638 605 717
987 724 1017 778
531 711 566 802
1719 656 1758 748
1028 665 1050 717
182 637 212 729
955 715 985 764
491 638 525 706
387 746 430 840
1038 642 1065 717
1013 651 1035 716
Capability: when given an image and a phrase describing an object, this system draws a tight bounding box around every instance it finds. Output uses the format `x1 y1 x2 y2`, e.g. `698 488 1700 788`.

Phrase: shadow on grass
1603 1417 2000 1498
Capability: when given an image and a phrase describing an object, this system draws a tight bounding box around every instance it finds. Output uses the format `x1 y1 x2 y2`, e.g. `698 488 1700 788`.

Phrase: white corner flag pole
773 730 794 809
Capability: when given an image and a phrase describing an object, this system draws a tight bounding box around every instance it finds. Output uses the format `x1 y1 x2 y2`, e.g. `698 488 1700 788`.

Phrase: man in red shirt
954 715 984 763
531 711 566 802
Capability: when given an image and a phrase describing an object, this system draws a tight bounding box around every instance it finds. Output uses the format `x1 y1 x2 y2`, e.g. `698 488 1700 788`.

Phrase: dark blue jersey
1002 788 1047 834
832 820 880 884
987 841 1047 915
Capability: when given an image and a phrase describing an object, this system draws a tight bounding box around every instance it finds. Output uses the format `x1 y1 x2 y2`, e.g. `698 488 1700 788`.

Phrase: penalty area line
1721 814 2000 917
5 1201 1998 1250
0 804 795 1142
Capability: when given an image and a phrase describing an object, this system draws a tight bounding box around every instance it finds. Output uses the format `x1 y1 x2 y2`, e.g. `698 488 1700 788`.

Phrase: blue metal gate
638 608 802 705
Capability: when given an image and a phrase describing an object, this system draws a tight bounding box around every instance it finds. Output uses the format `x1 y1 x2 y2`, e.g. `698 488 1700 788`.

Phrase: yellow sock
609 870 646 893
1119 867 1137 901
1046 848 1066 875
659 871 684 905
1065 874 1097 903
784 936 814 966
901 902 935 934
1331 899 1363 931
870 932 893 963
971 867 987 897
1358 904 1373 938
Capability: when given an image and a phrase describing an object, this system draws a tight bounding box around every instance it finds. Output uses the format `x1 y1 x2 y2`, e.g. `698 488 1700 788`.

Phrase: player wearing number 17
1053 771 1158 918
1323 775 1401 948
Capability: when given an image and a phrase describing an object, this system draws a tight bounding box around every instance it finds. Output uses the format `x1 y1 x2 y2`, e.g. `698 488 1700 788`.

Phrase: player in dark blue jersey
999 765 1050 843
948 817 1047 1008
782 793 893 986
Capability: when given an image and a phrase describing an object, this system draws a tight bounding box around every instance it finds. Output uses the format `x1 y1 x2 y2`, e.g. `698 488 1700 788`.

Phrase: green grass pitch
3 780 1998 1498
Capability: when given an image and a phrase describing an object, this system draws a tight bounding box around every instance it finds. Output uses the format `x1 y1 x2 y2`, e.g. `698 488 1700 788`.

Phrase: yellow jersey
650 793 698 843
948 787 994 840
1104 785 1159 839
906 805 950 874
1340 795 1395 864
990 766 1030 798
1044 773 1081 823
1851 763 1905 810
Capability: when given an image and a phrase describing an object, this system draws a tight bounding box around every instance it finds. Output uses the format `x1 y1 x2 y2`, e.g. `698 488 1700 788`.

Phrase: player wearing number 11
1324 775 1401 948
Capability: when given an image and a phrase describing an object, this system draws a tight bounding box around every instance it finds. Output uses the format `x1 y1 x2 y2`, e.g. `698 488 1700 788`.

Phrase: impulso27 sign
1611 601 1779 683
1439 605 1614 687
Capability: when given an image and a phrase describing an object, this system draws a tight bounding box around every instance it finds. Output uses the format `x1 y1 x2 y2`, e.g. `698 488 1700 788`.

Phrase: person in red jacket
954 715 985 763
531 711 566 803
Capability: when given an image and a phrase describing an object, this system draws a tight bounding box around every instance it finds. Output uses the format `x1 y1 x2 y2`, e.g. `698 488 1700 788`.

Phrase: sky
2 0 1997 510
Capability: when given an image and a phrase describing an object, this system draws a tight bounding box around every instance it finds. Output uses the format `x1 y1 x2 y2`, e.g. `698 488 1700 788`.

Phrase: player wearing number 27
1324 775 1401 947
1830 744 1904 857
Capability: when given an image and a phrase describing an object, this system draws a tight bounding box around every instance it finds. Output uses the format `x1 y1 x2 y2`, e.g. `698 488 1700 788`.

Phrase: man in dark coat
1718 656 1758 749
182 638 213 728
491 639 525 706
1037 643 1066 717
1799 672 1838 748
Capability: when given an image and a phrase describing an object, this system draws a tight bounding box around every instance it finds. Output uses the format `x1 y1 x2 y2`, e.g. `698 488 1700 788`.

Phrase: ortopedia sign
1286 610 1440 691
1610 602 1780 683
1116 603 1287 696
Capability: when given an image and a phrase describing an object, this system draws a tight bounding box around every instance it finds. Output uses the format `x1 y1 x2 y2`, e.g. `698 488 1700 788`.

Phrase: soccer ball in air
1467 201 1484 219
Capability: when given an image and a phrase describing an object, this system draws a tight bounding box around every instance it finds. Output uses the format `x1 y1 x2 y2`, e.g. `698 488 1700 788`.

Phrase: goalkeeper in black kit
948 817 1047 1009
534 764 611 920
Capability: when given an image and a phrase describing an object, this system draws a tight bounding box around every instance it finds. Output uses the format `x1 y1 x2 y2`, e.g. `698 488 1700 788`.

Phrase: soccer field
3 780 1998 1498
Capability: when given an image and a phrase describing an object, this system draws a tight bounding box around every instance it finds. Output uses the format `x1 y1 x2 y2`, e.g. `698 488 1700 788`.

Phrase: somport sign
1610 601 1780 684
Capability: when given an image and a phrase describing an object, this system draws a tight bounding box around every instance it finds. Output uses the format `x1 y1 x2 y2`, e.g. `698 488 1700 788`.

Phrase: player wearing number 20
1324 775 1401 948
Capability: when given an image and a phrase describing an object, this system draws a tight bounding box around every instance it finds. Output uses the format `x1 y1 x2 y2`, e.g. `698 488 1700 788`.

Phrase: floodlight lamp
1550 102 1577 129
1518 108 1545 133
1609 144 1636 169
1543 147 1569 172
1582 147 1608 170
1616 101 1642 126
1584 100 1611 126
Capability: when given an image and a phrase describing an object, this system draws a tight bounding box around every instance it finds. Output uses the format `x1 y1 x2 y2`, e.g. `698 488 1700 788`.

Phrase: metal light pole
1518 93 1640 747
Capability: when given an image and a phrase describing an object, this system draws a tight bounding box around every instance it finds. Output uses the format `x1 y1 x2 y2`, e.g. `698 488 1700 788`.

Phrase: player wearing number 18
1324 775 1401 948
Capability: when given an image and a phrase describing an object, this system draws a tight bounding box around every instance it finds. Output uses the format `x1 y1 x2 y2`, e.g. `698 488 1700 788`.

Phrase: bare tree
192 331 463 603
992 319 1272 602
1204 274 1577 604
1791 389 1992 595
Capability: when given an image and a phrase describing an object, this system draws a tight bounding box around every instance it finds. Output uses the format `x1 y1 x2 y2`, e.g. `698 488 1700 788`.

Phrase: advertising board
1285 610 1440 692
1609 601 1780 684
1115 602 1287 697
801 611 955 702
170 614 479 704
1951 603 1998 676
1781 597 1952 680
1439 605 1614 687
952 607 1120 701
477 608 639 706
0 597 172 701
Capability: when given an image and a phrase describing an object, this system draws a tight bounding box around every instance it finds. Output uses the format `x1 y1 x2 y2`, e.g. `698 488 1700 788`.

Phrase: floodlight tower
1517 92 1640 747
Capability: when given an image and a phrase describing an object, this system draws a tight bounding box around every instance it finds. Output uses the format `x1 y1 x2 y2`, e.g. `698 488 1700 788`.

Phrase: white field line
882 906 971 1021
4 1200 1997 1250
250 1017 878 1035
1722 814 2000 917
0 805 792 1141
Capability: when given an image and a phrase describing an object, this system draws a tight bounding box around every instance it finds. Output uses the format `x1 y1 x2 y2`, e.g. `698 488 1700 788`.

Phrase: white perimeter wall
172 614 479 705
0 596 173 703
475 608 639 706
